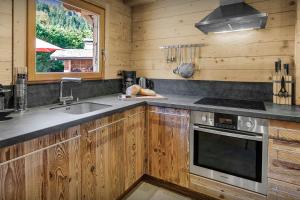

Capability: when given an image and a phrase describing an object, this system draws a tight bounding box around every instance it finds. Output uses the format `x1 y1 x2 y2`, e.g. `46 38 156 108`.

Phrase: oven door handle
193 126 263 141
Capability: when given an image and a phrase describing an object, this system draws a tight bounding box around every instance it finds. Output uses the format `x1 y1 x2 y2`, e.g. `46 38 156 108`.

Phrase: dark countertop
1 94 300 148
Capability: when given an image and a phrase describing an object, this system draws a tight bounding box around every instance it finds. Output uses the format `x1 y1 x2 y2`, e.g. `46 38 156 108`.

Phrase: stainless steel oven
190 111 268 195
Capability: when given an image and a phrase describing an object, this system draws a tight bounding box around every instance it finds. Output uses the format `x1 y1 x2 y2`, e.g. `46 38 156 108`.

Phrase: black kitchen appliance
121 71 137 94
138 77 154 90
194 97 266 111
0 84 13 121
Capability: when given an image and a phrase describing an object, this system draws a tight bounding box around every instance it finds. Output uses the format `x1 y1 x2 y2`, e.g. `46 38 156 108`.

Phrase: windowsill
28 72 104 84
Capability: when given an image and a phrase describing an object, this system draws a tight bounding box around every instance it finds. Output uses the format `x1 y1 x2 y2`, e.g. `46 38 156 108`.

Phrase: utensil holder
273 75 293 105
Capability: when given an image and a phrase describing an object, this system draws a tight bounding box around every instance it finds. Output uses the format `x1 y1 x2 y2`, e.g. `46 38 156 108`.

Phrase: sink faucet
59 77 82 105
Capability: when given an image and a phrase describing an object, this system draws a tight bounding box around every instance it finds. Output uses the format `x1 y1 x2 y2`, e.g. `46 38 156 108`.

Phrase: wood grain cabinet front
0 126 81 200
147 106 190 188
80 106 146 200
268 120 300 200
124 106 146 189
268 178 300 200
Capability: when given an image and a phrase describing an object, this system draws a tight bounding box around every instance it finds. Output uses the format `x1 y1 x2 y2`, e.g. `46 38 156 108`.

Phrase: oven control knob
246 121 253 128
201 116 207 122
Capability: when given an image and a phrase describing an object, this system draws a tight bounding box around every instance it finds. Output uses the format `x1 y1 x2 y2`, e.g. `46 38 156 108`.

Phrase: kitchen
0 0 299 199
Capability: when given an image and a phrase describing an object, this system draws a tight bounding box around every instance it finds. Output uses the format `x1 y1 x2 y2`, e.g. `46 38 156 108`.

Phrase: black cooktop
194 97 266 111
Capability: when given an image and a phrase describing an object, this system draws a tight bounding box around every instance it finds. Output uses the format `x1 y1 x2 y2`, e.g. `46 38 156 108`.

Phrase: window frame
27 0 105 83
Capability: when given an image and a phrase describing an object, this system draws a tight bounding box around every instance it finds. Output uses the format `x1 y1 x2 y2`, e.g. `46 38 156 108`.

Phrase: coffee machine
122 71 137 94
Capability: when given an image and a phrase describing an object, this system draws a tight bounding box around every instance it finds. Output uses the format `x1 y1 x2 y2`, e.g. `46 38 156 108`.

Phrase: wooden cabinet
190 174 266 200
268 120 300 200
147 106 190 187
268 178 300 200
81 112 126 200
124 106 146 189
0 126 81 200
81 106 146 200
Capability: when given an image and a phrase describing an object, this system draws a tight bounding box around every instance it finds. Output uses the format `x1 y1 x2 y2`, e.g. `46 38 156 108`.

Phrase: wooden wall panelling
0 0 13 85
189 174 266 200
124 0 156 7
13 0 27 79
0 126 81 200
86 0 133 79
131 0 296 82
295 0 300 105
147 106 190 188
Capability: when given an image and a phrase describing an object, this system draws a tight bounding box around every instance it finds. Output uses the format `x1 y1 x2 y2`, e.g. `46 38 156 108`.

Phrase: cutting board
119 94 167 101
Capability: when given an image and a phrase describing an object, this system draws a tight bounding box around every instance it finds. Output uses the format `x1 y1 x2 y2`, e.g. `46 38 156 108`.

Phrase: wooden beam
123 0 156 7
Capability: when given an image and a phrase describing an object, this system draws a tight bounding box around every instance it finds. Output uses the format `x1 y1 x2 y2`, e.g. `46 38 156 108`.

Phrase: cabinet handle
88 118 126 134
273 138 300 145
149 111 188 117
272 160 300 170
127 111 145 118
0 135 81 166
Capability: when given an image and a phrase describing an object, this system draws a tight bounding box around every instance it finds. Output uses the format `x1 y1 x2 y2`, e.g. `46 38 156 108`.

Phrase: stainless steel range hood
195 0 268 34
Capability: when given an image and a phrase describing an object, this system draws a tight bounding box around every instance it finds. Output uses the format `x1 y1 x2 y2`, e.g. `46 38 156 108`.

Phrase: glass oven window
194 130 262 182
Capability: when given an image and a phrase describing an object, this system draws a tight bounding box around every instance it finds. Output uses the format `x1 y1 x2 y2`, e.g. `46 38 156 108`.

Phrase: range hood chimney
195 0 268 34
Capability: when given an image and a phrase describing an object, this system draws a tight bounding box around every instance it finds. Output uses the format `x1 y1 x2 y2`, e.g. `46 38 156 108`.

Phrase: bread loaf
140 88 156 96
126 85 141 96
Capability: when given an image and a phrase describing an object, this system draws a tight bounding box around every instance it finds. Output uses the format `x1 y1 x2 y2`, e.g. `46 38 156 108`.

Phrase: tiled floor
123 182 192 200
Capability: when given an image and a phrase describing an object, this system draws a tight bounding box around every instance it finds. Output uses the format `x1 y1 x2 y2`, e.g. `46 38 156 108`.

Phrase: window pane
35 0 99 73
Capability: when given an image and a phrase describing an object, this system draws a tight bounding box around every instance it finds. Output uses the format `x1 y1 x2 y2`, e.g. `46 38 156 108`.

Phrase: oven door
190 125 268 195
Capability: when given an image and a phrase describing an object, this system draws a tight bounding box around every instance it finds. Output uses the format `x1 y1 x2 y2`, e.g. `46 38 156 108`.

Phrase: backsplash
3 79 272 108
27 79 122 107
151 79 273 102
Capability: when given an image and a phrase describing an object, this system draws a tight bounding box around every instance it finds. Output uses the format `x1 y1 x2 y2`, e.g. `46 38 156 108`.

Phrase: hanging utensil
173 46 195 78
163 48 168 63
170 47 174 62
173 46 181 74
167 48 170 63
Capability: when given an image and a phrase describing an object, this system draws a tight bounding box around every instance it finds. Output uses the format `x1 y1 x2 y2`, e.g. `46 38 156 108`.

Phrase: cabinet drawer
268 178 300 200
269 121 300 143
148 106 190 117
189 174 266 200
268 139 300 186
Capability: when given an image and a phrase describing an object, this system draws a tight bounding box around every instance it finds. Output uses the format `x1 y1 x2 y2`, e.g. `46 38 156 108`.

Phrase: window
27 0 105 82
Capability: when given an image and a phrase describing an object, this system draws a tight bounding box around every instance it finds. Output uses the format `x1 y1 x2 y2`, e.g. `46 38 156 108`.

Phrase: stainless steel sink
50 102 111 115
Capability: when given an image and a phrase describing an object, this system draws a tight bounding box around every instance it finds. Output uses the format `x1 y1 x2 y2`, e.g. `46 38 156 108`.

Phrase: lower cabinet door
148 106 190 187
124 108 146 189
81 113 127 200
0 126 81 200
268 178 300 200
81 108 146 200
268 139 300 186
